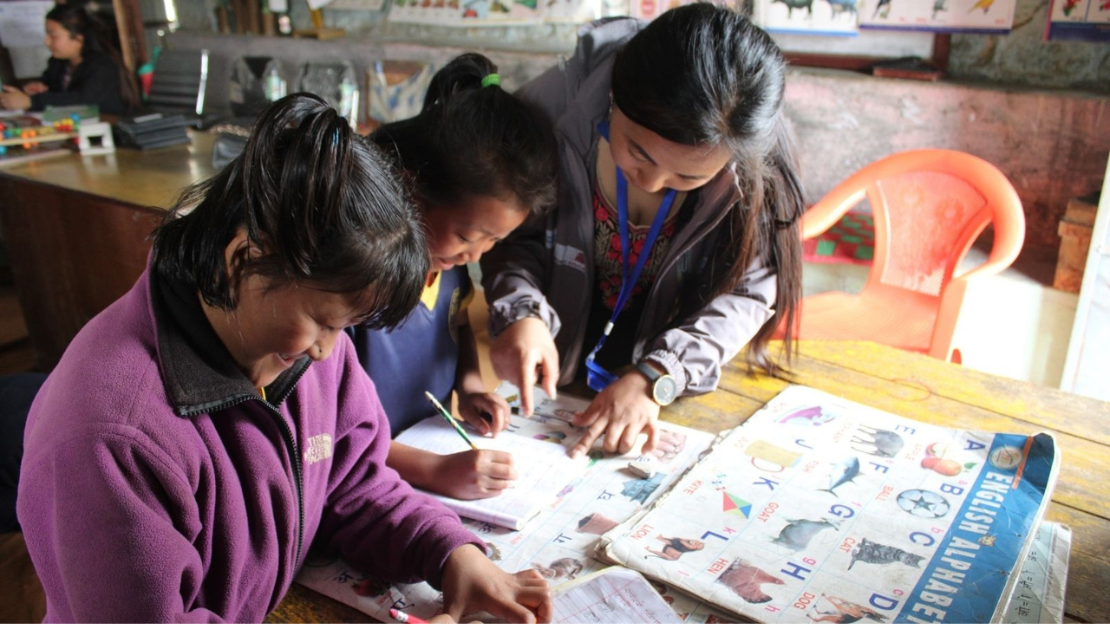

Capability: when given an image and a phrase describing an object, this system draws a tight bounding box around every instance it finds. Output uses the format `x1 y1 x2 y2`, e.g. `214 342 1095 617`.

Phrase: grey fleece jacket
481 16 778 398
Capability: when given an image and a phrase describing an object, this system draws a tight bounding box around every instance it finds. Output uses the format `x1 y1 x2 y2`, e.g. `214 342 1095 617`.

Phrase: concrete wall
167 0 1110 263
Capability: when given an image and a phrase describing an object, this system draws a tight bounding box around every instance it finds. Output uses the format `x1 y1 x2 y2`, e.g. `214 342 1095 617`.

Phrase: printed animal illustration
772 0 815 18
932 0 946 19
821 456 860 497
822 0 858 18
808 594 888 623
778 405 835 427
873 0 891 18
851 425 904 458
773 518 839 551
715 559 785 604
848 538 924 570
645 535 705 561
532 557 583 581
968 0 994 13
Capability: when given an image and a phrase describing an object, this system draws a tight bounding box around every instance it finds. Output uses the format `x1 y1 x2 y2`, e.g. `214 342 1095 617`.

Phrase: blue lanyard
585 160 677 391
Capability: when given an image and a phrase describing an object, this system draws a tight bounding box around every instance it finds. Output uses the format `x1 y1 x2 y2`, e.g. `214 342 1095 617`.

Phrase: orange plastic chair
787 149 1025 362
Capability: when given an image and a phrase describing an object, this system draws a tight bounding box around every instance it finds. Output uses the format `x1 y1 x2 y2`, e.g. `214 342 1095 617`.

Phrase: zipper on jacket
261 399 305 571
180 374 309 572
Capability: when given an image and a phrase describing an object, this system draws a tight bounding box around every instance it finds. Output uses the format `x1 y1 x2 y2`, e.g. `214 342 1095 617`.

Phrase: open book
394 400 591 530
598 385 1060 623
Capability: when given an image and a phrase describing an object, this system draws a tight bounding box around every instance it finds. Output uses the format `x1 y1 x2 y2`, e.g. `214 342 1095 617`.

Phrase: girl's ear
224 228 253 276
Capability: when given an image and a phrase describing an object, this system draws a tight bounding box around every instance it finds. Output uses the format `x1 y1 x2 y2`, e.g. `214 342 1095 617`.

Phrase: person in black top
0 5 138 115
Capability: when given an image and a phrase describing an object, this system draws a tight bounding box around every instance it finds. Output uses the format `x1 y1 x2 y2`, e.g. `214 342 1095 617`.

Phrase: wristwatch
635 361 678 406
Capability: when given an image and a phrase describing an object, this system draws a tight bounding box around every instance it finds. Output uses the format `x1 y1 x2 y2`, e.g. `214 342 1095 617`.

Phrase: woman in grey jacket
480 4 804 458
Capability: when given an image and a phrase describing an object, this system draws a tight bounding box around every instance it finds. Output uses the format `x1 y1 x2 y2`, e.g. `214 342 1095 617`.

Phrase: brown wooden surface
0 133 218 370
273 340 1109 623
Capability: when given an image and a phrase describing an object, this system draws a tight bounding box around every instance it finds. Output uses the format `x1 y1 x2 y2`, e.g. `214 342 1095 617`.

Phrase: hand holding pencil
423 391 517 500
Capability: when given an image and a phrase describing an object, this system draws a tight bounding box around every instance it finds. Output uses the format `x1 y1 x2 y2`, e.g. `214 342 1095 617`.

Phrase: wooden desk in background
0 133 218 370
268 341 1110 624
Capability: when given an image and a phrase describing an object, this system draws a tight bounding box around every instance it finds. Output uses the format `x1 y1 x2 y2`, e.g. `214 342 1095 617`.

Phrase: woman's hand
431 449 516 500
570 371 660 458
21 81 47 95
457 391 510 437
441 544 552 623
489 317 559 416
0 86 31 111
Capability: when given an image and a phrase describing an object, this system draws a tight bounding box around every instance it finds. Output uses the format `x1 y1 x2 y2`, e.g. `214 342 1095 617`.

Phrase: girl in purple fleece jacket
17 93 550 623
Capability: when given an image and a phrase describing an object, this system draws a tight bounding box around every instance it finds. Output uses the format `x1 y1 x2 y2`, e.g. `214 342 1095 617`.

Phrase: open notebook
394 404 590 530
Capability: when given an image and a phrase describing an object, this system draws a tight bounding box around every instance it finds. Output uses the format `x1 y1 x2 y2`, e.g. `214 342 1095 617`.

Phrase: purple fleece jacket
17 268 483 622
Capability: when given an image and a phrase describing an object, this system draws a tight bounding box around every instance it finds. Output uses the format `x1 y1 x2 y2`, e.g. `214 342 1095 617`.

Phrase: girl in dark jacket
0 5 139 115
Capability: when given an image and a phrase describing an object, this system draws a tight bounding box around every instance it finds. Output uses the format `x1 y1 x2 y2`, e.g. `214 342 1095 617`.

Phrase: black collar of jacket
150 269 308 417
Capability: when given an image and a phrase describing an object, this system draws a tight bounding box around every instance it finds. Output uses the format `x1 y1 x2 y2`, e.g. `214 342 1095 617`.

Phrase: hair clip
481 73 501 88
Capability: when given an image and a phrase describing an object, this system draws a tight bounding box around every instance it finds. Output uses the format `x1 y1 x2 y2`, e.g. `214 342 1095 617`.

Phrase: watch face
653 376 678 406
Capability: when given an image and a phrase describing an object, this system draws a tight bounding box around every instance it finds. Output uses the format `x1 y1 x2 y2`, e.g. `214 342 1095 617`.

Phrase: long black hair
612 3 804 374
371 53 557 218
46 4 140 114
152 93 428 330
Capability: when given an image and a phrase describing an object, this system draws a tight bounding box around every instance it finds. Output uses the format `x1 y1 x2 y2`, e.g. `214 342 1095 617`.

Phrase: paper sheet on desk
394 411 590 530
552 566 682 623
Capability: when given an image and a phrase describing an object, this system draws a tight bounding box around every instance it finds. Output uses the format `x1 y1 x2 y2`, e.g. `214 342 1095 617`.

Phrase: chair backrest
804 149 1025 294
147 49 209 116
801 149 1025 360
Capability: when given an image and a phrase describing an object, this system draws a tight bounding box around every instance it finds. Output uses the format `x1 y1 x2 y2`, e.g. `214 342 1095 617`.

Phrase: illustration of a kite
723 492 752 518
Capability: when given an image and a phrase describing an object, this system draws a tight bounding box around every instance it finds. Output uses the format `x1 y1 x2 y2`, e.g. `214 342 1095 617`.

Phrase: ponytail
372 53 558 218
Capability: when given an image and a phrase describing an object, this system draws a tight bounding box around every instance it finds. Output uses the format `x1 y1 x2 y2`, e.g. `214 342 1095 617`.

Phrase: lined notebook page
394 414 588 530
552 566 682 623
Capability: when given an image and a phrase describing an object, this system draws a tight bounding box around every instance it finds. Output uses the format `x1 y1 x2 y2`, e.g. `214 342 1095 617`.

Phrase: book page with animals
394 407 591 530
295 391 726 622
598 385 1060 623
858 0 1017 32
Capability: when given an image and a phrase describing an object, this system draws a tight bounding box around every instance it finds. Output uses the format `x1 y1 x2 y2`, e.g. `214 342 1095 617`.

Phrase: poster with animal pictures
294 389 727 622
753 0 860 36
387 0 546 26
1045 0 1110 42
598 385 1060 623
630 0 740 21
858 0 1017 32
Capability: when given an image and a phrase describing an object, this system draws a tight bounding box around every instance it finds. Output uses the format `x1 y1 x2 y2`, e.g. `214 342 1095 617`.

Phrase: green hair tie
481 73 501 88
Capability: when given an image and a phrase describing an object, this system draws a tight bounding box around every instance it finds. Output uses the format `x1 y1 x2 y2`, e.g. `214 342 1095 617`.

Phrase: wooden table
0 133 217 370
268 340 1110 623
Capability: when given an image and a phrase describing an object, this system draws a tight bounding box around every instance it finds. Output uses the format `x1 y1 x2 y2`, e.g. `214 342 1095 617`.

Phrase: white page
553 566 682 623
395 414 588 529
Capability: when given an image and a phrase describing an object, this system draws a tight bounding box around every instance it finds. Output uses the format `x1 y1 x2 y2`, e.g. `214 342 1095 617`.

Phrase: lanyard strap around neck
612 167 676 320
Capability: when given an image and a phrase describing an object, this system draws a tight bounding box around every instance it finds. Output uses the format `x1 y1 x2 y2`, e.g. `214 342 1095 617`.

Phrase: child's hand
570 371 660 458
21 81 47 95
457 391 510 436
441 544 552 623
433 449 516 500
0 86 30 111
490 317 559 417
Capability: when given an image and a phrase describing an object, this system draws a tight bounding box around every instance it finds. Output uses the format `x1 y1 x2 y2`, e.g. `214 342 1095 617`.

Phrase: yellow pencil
424 391 478 450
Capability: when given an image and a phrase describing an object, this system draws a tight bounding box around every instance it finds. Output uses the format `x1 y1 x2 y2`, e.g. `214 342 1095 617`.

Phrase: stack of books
112 113 190 150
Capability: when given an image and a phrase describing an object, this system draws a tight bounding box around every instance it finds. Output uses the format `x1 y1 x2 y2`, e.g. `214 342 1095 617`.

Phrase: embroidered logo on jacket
303 434 333 464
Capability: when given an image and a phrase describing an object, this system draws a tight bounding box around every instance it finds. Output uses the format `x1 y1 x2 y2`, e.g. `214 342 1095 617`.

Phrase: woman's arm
642 255 777 397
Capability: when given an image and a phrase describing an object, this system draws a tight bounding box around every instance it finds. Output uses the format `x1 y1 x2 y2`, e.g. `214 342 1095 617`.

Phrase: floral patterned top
592 180 679 312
